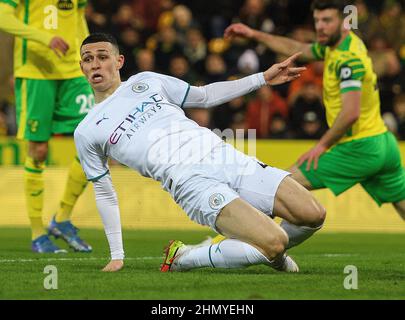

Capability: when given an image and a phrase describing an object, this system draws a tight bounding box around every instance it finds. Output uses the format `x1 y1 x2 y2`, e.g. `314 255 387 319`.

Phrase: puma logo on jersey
96 114 109 125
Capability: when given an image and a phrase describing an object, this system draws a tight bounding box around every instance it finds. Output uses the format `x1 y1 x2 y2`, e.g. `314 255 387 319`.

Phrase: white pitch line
0 253 358 263
305 253 358 257
0 256 161 263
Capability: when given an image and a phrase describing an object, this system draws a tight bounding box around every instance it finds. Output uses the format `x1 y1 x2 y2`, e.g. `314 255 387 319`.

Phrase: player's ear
117 54 125 70
79 60 84 73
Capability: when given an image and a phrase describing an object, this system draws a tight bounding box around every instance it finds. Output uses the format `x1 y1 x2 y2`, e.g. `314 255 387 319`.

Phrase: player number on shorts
43 5 58 30
76 94 95 114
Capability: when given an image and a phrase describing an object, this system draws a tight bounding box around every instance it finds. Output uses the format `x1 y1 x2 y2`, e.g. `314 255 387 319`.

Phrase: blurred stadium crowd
1 0 405 139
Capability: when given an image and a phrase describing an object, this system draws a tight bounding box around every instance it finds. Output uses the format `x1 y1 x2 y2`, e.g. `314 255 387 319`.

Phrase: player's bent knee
297 197 326 228
309 201 326 227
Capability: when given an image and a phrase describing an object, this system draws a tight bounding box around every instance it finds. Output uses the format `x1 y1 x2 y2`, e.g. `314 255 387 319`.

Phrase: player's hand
224 23 255 40
49 36 69 58
297 143 328 171
102 259 124 272
263 52 306 86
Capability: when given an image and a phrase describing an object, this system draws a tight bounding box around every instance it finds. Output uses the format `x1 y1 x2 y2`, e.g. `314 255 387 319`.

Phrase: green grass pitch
0 228 404 300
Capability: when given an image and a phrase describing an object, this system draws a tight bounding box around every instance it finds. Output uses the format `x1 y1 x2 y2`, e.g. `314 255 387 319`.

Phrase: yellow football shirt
311 31 387 143
1 0 88 79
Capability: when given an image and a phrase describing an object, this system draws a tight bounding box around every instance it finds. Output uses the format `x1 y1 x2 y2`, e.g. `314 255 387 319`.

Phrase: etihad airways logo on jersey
109 93 164 144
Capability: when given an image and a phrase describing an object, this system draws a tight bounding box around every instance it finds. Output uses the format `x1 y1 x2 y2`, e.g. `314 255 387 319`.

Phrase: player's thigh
235 161 290 218
273 176 325 227
53 77 94 134
215 198 288 258
15 78 57 141
236 161 324 227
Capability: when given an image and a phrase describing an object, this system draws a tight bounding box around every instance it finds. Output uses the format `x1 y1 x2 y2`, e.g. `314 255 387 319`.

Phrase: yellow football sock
55 156 88 223
211 235 226 244
30 217 45 240
24 156 46 240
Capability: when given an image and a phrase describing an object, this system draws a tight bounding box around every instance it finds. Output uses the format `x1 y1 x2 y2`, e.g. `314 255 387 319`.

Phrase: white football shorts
170 143 290 232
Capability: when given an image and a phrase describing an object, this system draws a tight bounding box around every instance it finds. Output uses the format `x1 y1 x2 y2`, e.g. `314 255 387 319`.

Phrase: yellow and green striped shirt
311 32 387 143
1 0 88 79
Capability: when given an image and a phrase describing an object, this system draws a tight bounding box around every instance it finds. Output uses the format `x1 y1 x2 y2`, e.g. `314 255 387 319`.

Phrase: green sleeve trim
343 57 362 65
335 57 365 77
0 0 18 8
346 61 364 68
340 87 362 94
24 166 43 174
351 71 366 80
180 84 190 108
350 65 366 72
88 170 109 182
311 43 325 60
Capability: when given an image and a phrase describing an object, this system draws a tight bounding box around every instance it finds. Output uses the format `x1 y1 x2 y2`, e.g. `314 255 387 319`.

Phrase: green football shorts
299 131 405 206
15 77 94 141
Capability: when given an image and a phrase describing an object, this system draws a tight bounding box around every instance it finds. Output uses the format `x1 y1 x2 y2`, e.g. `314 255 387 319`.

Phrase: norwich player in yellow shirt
201 0 405 250
0 0 93 253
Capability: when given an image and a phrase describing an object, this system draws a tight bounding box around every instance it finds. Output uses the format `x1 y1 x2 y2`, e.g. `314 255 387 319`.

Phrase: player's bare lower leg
273 167 325 249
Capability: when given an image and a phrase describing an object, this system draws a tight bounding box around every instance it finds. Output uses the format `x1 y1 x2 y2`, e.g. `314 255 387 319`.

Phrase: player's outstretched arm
182 52 305 109
224 23 315 61
297 90 361 171
93 176 125 272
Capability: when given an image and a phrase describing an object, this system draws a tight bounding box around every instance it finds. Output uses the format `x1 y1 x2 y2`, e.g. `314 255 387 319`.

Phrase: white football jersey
74 71 224 192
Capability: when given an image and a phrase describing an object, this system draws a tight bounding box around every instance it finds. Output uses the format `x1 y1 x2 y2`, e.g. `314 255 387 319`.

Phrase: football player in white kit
75 33 325 272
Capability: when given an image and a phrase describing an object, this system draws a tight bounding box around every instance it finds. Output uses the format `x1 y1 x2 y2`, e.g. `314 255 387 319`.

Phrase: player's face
80 42 124 92
313 9 342 46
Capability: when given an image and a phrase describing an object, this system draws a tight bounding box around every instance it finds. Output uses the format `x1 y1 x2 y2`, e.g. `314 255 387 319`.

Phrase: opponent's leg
55 156 88 222
288 164 315 190
25 142 48 240
26 142 67 253
393 201 405 221
48 155 92 252
47 78 93 252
